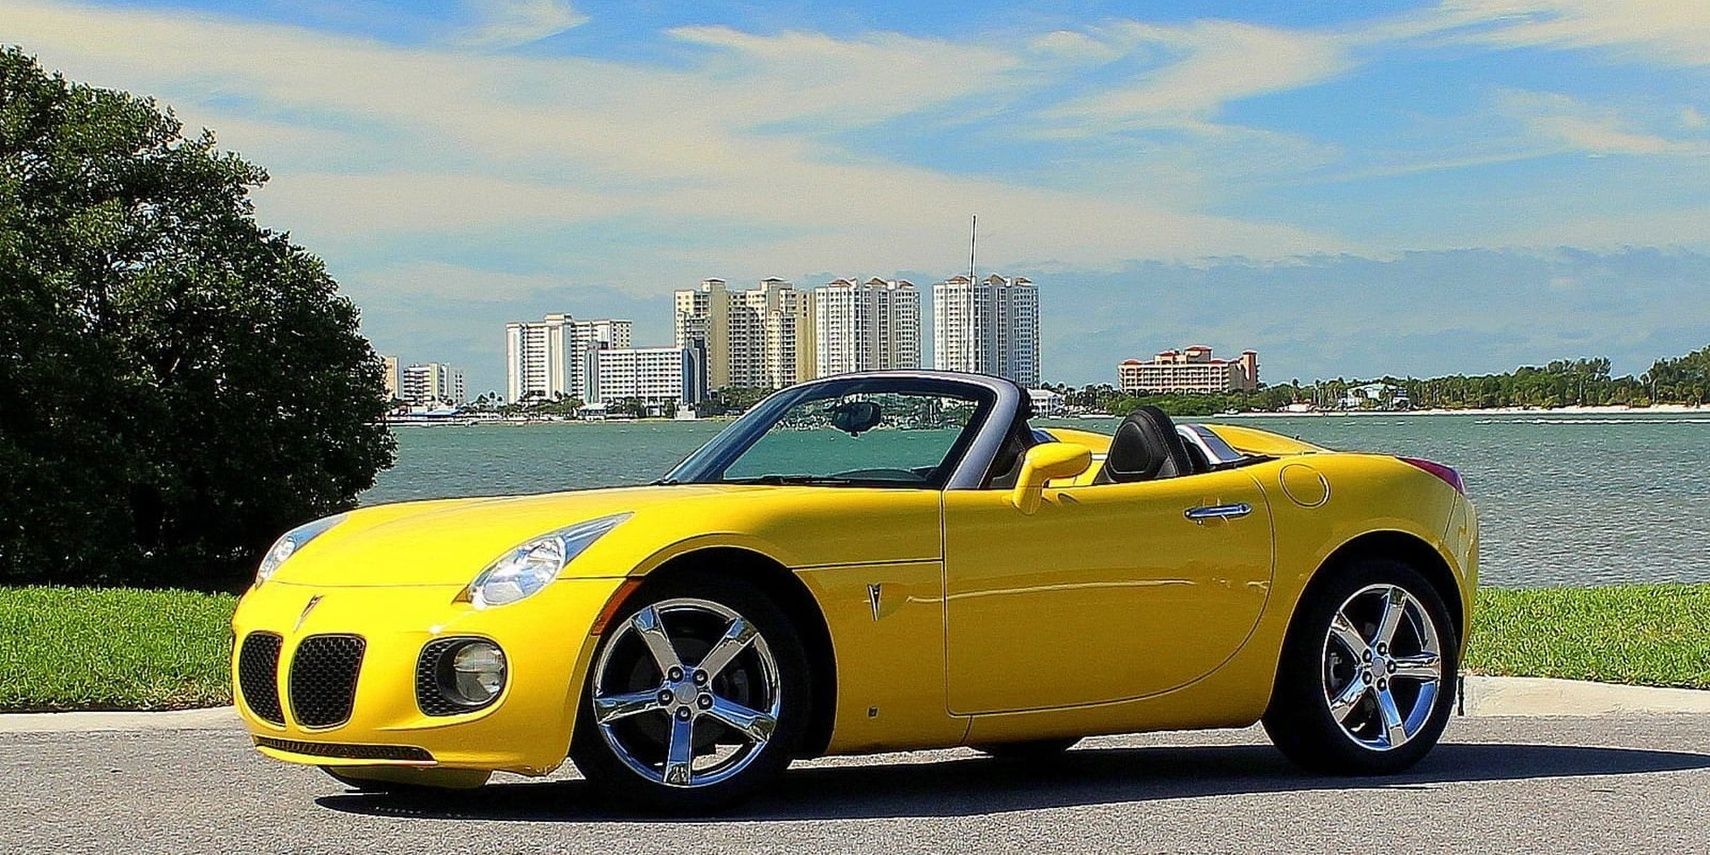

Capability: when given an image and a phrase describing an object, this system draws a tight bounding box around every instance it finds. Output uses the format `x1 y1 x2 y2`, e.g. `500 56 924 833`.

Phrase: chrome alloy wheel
590 598 782 788
1321 584 1444 751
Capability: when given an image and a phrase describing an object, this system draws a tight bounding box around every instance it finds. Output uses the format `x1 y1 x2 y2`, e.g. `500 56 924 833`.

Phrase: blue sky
7 0 1708 392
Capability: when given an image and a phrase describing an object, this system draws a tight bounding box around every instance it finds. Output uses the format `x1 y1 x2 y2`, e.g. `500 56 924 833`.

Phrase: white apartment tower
504 313 632 403
674 278 815 391
401 362 465 406
589 347 705 408
380 355 401 401
813 277 921 376
932 274 1039 387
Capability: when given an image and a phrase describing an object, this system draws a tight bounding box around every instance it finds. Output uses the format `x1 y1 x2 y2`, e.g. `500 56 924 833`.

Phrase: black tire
1262 558 1458 775
569 574 811 813
971 738 1080 761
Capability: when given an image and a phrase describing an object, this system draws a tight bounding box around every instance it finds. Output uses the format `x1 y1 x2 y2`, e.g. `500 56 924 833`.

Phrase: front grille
288 634 365 728
237 633 284 726
253 736 433 762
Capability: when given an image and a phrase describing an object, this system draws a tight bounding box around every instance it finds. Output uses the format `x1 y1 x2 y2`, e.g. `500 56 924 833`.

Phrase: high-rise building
504 313 632 403
932 274 1039 387
1118 346 1260 394
813 277 921 376
380 355 400 401
674 278 815 391
589 346 704 409
401 362 465 406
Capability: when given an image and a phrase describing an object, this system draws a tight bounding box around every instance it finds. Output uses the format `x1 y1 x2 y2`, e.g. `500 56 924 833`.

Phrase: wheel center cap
672 681 698 705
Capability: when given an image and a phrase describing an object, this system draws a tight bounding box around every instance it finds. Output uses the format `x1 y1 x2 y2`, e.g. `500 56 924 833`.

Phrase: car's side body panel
796 560 967 753
955 450 1469 747
941 468 1275 714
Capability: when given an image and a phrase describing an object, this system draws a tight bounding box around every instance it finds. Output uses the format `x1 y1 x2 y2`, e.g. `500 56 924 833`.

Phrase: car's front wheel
569 575 809 812
1262 558 1457 775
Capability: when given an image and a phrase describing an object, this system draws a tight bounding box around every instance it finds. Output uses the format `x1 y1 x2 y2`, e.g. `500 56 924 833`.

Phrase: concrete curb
1460 676 1710 717
0 706 239 733
1 678 1706 734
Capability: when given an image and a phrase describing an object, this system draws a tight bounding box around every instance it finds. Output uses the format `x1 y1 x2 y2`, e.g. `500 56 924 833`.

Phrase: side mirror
1010 443 1092 514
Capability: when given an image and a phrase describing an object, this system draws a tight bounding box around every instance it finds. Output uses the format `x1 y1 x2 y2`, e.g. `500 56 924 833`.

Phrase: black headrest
1096 405 1196 484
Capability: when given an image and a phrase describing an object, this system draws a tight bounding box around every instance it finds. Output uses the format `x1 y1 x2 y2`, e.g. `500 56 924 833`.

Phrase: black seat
1095 405 1198 484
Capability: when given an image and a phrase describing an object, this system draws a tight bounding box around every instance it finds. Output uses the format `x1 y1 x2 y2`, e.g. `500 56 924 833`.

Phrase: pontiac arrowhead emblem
867 583 882 621
294 595 323 632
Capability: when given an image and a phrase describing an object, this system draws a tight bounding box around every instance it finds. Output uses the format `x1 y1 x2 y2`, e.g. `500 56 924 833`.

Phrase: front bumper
231 576 628 775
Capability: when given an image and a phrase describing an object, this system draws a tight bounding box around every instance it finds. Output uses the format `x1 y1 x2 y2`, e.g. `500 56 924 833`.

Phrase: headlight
254 513 349 587
466 513 631 609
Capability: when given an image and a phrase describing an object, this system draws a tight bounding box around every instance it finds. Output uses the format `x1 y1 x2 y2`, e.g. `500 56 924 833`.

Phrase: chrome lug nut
693 670 708 686
667 666 684 682
656 689 674 705
675 707 691 721
697 694 713 710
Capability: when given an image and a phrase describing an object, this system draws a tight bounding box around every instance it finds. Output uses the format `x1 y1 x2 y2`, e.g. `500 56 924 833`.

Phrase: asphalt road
4 715 1708 854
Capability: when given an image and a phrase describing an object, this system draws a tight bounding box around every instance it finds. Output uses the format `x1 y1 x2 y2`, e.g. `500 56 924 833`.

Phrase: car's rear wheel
1263 558 1457 775
971 738 1080 761
569 575 809 813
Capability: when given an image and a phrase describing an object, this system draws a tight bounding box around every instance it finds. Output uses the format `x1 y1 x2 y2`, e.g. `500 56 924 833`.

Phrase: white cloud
666 26 1026 126
1046 20 1353 131
1497 90 1710 156
1 0 1342 294
457 0 586 49
1430 0 1710 66
1682 107 1708 130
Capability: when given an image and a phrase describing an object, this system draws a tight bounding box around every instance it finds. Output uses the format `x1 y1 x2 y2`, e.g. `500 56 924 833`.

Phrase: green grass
0 583 1705 712
0 586 236 712
1467 584 1710 690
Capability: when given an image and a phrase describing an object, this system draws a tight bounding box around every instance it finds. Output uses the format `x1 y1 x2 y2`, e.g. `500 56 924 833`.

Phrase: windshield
664 377 996 488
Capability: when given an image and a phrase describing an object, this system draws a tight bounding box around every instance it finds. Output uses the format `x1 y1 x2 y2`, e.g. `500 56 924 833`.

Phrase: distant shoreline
1220 403 1707 418
387 402 1708 428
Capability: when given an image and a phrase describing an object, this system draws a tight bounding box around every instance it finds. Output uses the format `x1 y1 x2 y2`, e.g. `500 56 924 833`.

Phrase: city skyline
29 1 1702 393
496 273 1042 404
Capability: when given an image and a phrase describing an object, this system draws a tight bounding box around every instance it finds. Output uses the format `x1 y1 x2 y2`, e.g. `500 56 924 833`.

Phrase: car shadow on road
316 741 1710 822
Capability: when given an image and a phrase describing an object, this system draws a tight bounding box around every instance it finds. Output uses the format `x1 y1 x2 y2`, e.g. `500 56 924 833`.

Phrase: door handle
1184 502 1253 524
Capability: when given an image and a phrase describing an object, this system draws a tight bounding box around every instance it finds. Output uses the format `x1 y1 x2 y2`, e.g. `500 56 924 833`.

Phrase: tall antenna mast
968 214 977 283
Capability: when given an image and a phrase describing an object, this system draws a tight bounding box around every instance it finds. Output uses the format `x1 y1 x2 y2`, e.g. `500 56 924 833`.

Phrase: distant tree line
1041 344 1710 417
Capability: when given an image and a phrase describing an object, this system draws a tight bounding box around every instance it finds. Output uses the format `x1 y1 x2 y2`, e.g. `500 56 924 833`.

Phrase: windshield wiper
648 477 681 486
722 474 864 486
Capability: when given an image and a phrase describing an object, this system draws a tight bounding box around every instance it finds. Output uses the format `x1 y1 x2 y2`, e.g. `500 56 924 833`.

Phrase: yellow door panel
798 561 967 753
944 470 1275 714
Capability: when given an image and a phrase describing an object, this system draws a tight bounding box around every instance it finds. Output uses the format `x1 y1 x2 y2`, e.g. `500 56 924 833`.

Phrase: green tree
0 49 394 590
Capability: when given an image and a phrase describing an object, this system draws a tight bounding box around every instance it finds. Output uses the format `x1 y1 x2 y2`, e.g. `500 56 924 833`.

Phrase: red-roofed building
1118 346 1259 394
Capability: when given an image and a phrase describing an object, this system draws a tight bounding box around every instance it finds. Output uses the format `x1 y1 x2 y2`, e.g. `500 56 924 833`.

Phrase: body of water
366 413 1710 588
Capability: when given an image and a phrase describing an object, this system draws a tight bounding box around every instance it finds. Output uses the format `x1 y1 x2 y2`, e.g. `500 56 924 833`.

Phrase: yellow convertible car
233 371 1477 811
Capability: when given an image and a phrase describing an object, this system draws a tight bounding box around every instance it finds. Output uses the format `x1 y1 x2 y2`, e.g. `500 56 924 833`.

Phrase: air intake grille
288 634 365 728
237 632 284 726
253 736 432 762
416 637 497 716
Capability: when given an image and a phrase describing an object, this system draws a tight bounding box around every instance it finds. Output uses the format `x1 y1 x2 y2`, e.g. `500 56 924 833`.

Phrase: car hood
268 484 757 588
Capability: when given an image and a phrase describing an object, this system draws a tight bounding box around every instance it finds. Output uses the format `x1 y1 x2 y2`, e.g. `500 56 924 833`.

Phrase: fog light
446 640 506 705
